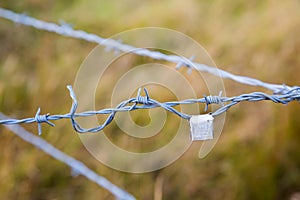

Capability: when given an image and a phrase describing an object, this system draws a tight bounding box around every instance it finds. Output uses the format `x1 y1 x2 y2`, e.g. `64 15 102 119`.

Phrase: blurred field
1 0 300 199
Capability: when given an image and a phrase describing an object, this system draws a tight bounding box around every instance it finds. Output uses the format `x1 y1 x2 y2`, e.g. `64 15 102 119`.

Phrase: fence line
0 85 299 135
0 7 300 199
0 7 296 94
0 112 136 200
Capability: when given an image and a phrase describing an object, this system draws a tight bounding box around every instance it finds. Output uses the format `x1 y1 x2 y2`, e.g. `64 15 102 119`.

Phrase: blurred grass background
1 0 300 199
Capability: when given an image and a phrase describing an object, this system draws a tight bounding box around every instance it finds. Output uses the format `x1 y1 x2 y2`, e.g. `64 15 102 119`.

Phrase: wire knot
204 91 224 112
35 108 55 135
136 88 151 105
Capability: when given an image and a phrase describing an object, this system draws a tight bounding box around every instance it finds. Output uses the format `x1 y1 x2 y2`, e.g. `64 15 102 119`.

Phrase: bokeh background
1 0 300 199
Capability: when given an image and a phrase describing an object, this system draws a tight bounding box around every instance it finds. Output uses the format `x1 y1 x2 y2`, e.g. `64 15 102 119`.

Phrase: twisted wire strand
0 7 297 94
0 112 136 200
0 86 299 134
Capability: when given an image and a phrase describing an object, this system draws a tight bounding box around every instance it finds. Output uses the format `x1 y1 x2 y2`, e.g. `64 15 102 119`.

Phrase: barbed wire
0 85 299 135
0 112 136 200
0 7 298 94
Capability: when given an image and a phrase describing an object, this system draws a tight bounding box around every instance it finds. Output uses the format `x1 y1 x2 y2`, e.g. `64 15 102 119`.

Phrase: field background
1 1 300 199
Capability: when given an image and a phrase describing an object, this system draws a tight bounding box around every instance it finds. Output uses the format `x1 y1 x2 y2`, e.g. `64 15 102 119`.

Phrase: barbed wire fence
1 85 300 135
0 7 299 200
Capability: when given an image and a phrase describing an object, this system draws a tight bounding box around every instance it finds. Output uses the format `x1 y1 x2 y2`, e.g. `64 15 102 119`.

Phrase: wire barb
204 91 224 112
105 39 122 55
35 108 55 135
136 88 151 105
175 55 195 74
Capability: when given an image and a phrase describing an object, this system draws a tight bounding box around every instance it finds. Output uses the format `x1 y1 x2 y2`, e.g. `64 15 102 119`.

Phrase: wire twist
204 91 224 112
136 88 150 105
35 108 55 135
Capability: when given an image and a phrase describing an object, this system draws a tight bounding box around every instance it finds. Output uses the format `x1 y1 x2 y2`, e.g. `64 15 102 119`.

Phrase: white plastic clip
189 114 214 141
